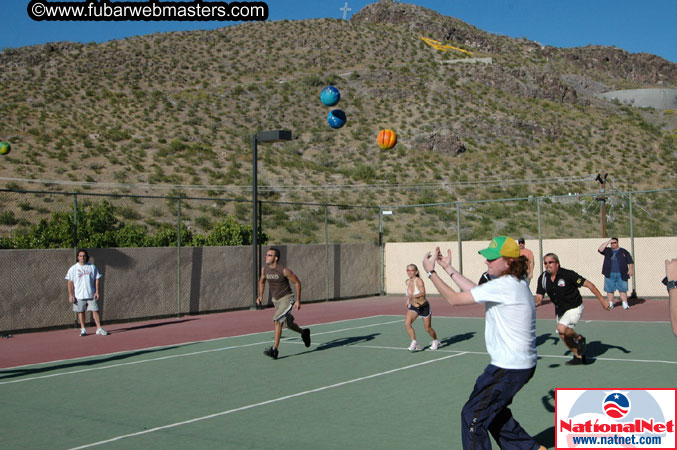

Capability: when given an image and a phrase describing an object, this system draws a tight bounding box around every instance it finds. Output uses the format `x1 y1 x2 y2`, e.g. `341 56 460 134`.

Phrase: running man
256 248 311 359
534 253 610 365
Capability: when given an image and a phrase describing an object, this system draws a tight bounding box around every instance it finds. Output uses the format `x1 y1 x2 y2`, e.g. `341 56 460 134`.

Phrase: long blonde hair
406 264 420 287
407 264 420 276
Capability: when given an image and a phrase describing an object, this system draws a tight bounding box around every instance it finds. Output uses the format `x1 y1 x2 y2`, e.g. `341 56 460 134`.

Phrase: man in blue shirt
598 238 634 309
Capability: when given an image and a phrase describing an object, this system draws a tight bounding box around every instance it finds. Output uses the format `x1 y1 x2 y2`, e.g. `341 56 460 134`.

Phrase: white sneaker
96 328 108 336
622 301 629 310
608 301 614 309
80 329 87 336
430 339 441 350
408 340 420 351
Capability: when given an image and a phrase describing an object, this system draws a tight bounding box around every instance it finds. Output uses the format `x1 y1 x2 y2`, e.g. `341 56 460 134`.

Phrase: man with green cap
423 236 546 450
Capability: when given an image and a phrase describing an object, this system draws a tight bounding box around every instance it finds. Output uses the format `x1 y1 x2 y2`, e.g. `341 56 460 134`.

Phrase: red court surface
0 295 669 369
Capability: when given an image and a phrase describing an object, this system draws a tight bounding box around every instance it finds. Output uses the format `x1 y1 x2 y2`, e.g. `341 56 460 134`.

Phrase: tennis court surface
1 295 674 449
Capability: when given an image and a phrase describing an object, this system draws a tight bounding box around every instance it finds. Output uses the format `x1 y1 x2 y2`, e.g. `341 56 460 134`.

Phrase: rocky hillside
0 0 675 244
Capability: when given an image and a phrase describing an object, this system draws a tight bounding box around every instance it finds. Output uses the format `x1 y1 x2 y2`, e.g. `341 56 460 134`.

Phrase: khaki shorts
272 294 295 326
72 298 99 313
557 304 584 329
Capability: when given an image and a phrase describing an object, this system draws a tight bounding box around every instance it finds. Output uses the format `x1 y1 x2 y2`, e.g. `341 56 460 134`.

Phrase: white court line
286 342 677 365
0 318 402 385
581 319 671 324
2 314 390 371
5 314 666 372
67 352 467 450
4 317 675 386
381 314 672 325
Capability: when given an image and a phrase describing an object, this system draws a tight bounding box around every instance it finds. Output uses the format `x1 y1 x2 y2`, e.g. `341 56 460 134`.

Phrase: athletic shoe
79 329 87 337
408 340 420 351
96 328 108 336
264 347 279 360
574 336 586 356
565 356 584 366
622 301 630 309
302 328 311 347
430 339 441 350
608 301 614 309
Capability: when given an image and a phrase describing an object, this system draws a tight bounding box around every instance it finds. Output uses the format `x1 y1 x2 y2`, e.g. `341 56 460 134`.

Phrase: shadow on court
541 388 555 413
532 389 556 447
0 344 190 380
581 340 631 358
533 426 555 448
111 318 198 333
626 297 647 307
543 339 631 367
536 333 560 347
439 332 476 348
315 333 380 351
535 334 630 359
274 334 381 359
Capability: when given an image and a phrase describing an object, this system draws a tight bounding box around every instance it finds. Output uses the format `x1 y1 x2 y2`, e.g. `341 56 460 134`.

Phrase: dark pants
461 364 539 450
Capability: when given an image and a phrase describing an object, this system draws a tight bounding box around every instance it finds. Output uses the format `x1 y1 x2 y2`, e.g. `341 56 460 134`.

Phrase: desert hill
1 0 675 243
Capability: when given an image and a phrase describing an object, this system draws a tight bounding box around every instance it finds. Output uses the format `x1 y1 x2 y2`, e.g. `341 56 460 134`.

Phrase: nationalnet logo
556 389 676 449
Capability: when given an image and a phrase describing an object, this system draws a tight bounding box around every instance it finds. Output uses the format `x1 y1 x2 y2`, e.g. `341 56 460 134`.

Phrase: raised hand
436 247 452 271
422 251 436 272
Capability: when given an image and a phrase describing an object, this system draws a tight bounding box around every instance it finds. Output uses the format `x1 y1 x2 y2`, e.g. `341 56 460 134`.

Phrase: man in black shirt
535 253 610 365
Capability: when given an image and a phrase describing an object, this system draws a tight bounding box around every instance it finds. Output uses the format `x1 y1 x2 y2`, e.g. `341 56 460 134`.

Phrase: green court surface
1 316 675 449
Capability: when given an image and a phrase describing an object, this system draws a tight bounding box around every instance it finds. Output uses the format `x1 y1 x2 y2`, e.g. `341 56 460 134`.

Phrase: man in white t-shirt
65 249 107 336
423 236 545 450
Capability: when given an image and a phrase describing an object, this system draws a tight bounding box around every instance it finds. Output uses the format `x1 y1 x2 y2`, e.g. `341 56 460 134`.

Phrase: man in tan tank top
256 247 311 359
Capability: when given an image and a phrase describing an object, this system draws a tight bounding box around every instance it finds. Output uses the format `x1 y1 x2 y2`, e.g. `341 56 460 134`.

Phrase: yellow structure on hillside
420 36 473 55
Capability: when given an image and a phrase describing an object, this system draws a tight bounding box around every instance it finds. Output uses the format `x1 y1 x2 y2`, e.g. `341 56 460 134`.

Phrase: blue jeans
461 364 540 450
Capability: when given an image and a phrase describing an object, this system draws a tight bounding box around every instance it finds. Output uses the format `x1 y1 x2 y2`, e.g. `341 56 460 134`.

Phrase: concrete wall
385 237 675 298
0 243 379 333
597 89 677 109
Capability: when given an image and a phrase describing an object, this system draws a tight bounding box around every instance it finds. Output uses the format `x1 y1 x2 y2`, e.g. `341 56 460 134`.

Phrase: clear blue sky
3 0 676 62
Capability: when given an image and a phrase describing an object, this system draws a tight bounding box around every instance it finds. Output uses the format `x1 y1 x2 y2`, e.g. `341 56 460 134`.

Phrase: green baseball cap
478 236 520 260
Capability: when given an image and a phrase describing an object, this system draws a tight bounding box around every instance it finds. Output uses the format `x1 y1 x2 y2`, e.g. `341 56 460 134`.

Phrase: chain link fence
0 187 674 331
2 186 675 252
0 188 380 247
2 186 674 268
0 188 381 332
379 188 677 295
379 189 676 242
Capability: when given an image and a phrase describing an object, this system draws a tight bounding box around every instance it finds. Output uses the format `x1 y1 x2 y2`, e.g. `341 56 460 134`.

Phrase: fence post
379 206 384 295
72 193 79 329
456 203 463 275
72 194 78 260
177 198 182 317
537 197 543 265
258 200 263 275
629 193 637 298
325 204 329 301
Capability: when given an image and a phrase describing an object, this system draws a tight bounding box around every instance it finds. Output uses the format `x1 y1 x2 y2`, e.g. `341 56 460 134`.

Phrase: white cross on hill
340 2 352 20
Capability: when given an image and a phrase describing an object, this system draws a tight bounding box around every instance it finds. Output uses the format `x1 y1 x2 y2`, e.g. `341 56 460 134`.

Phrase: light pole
252 130 292 309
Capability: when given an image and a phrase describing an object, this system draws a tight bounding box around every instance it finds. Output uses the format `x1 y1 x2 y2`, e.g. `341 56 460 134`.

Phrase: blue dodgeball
327 109 347 128
320 86 341 107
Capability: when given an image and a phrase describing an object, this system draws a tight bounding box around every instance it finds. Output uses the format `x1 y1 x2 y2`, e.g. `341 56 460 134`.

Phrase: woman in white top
405 264 441 351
